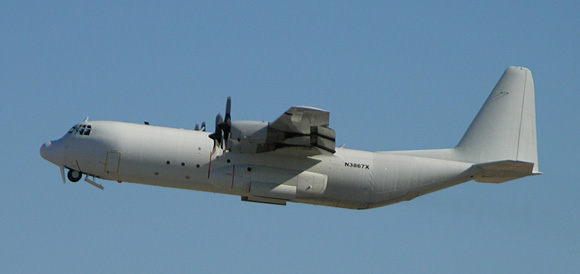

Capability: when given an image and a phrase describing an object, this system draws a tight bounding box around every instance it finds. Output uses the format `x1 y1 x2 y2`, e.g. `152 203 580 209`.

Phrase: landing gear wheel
67 169 82 182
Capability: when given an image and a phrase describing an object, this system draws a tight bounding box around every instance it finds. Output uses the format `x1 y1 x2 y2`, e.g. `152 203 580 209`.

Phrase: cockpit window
68 124 92 136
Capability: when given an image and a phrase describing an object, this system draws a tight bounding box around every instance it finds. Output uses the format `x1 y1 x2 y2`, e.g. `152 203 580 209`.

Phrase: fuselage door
105 151 121 173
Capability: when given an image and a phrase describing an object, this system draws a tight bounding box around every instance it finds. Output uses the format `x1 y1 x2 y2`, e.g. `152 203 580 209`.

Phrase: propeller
194 122 207 132
210 114 223 148
209 97 232 150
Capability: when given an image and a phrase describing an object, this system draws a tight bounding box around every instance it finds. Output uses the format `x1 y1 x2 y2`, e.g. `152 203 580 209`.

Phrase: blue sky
2 1 579 273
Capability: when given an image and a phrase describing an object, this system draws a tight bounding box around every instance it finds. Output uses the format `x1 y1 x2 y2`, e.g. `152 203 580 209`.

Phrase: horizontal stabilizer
472 160 539 183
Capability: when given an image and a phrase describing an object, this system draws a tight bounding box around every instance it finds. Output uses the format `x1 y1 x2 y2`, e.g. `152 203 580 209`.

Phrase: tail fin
456 66 540 174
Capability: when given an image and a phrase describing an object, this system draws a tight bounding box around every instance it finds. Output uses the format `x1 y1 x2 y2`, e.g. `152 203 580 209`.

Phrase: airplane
40 66 540 210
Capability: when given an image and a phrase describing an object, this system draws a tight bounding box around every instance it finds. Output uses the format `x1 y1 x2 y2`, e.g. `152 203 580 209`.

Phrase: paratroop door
105 151 121 173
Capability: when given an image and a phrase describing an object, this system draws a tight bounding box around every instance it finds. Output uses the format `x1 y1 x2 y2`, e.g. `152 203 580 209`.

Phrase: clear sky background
1 1 579 273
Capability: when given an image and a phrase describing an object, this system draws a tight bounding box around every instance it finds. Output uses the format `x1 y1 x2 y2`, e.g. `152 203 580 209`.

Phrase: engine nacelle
229 121 270 153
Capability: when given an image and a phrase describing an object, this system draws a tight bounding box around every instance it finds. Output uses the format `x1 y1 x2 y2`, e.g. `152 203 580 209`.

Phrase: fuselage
41 121 475 209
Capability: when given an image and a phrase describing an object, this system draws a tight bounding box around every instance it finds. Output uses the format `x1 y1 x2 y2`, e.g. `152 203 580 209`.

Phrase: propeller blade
225 97 231 123
195 124 199 131
216 114 223 126
201 121 206 132
209 114 224 146
60 165 66 184
223 97 232 149
209 115 223 137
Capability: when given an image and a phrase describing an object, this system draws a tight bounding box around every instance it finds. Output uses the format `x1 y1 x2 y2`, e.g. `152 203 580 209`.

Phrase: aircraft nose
40 140 64 166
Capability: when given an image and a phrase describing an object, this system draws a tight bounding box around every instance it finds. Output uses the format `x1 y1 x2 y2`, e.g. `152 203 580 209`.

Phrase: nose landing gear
67 169 82 182
61 166 104 190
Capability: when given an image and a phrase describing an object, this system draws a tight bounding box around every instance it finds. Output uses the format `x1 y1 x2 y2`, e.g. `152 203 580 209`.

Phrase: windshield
67 124 92 136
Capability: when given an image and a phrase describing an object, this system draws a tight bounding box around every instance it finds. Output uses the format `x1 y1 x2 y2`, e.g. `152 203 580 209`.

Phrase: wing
270 106 330 133
229 106 336 155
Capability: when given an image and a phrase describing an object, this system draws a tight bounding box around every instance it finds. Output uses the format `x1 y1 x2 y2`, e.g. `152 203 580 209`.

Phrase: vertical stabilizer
456 67 539 173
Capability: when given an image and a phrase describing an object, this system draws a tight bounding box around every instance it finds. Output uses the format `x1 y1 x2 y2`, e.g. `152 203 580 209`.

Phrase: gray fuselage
45 121 474 209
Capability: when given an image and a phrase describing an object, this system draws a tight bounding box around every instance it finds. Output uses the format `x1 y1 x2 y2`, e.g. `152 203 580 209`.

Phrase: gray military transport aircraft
41 66 540 209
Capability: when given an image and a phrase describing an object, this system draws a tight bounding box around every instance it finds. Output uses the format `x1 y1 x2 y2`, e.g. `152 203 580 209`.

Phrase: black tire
67 169 82 182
